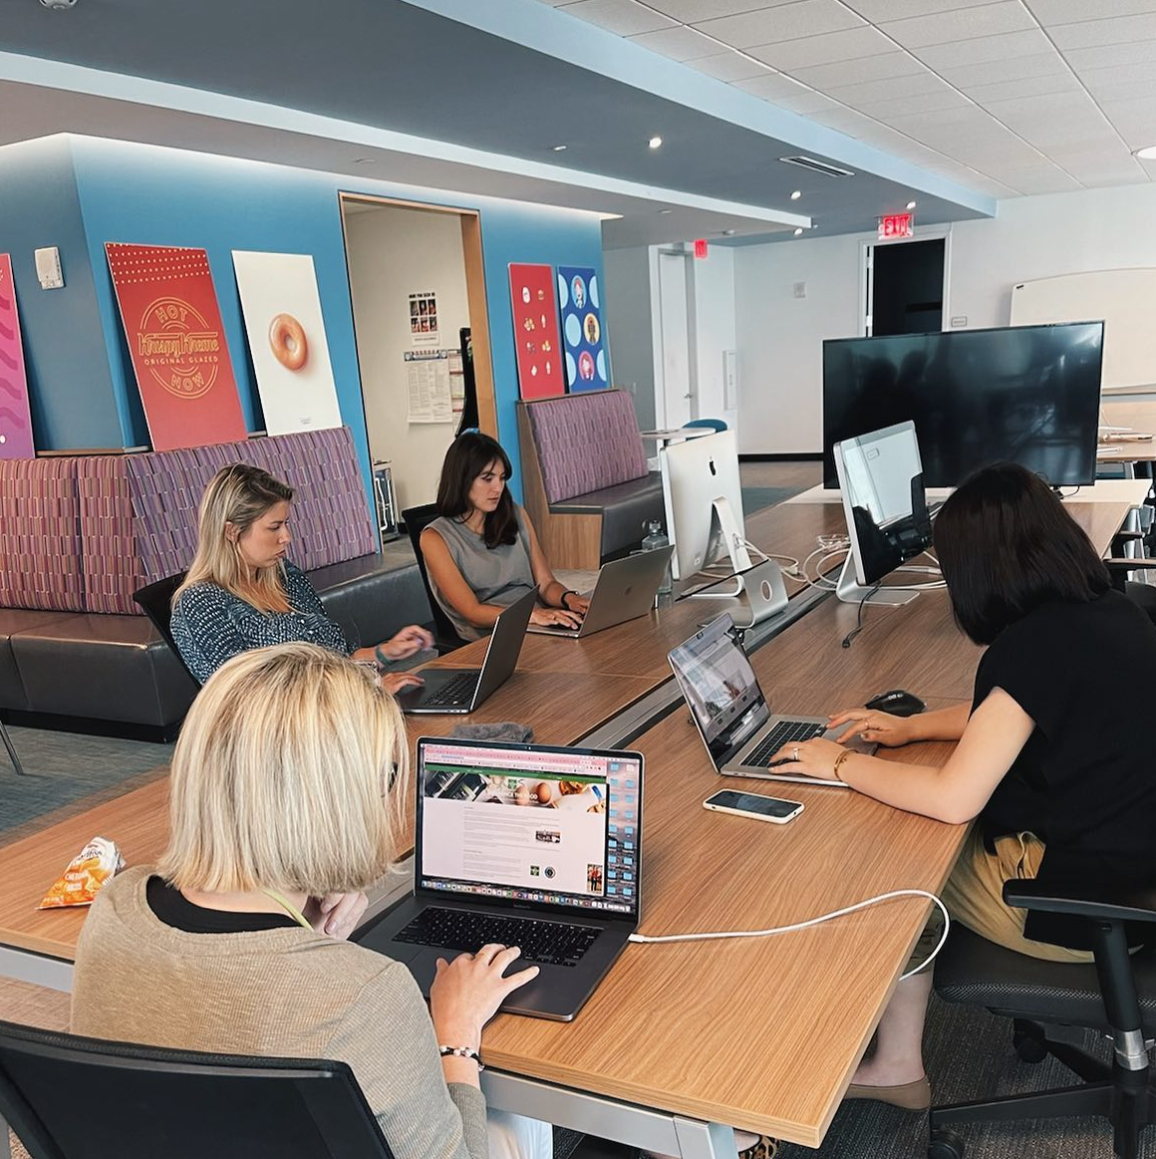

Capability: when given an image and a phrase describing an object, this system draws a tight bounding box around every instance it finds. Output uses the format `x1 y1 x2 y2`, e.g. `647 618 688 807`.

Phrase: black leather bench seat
549 472 665 560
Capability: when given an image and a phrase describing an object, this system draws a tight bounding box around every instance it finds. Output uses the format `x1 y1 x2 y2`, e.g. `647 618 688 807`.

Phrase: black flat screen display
822 322 1104 488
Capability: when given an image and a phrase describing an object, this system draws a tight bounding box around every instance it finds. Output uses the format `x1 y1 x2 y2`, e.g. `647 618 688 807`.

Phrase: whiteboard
1010 269 1156 392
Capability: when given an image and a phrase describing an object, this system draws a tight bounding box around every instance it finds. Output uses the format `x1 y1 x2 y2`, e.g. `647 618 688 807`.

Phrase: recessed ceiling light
648 136 663 150
722 229 737 236
1135 145 1156 160
353 157 375 164
552 144 568 152
790 190 802 200
906 200 917 210
793 227 804 237
658 208 672 215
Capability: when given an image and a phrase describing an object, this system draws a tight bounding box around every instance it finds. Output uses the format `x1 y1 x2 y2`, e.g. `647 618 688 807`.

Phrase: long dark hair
933 462 1110 645
435 432 518 549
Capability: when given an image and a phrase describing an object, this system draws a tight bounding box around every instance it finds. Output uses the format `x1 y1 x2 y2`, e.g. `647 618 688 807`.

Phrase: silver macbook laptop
526 546 674 639
668 614 875 787
357 736 644 1022
395 589 535 715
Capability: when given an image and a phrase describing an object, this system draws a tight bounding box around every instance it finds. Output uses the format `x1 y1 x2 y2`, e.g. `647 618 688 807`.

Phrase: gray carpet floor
741 486 805 514
0 725 171 841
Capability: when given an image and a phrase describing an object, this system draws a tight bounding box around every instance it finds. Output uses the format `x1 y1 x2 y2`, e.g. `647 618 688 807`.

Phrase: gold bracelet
832 748 854 783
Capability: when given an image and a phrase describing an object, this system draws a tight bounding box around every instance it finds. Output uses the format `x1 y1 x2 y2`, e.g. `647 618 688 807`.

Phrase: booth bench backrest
521 391 648 505
0 427 377 615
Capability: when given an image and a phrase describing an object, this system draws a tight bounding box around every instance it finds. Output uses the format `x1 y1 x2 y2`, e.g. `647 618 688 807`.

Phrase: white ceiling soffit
519 0 1155 198
0 56 808 250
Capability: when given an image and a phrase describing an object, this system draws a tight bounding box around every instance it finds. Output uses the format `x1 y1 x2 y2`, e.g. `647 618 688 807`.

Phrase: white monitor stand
688 497 788 627
835 554 919 607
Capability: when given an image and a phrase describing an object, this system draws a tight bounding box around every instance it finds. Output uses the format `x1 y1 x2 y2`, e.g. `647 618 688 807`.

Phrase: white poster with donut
231 251 342 436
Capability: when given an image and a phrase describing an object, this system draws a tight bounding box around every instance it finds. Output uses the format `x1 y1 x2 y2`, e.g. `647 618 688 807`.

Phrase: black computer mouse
865 689 926 717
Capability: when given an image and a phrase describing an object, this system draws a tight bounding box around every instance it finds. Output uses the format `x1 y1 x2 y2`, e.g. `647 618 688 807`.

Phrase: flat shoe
845 1076 931 1110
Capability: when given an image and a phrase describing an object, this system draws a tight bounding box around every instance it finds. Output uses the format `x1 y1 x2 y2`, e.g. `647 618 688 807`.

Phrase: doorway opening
655 249 693 429
339 194 496 519
863 236 947 337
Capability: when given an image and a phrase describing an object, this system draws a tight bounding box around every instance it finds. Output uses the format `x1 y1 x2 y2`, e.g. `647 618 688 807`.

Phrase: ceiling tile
556 0 677 36
628 25 721 60
936 51 1071 87
861 88 973 117
846 0 1006 20
914 28 1055 68
645 0 796 20
824 68 953 104
746 24 895 68
1062 40 1156 70
789 50 926 89
881 2 1037 50
1026 0 1156 25
731 71 815 98
962 72 1081 101
1050 14 1156 50
684 51 774 80
695 0 864 49
1079 60 1156 87
771 90 846 112
1007 171 1086 193
1082 76 1156 102
803 105 877 133
1078 169 1151 187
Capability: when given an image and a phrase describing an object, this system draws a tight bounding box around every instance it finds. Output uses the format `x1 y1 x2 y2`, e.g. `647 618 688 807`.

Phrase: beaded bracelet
439 1045 484 1070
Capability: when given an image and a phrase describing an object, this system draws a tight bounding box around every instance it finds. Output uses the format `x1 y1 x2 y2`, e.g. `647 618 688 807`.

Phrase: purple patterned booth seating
0 429 431 737
516 391 664 570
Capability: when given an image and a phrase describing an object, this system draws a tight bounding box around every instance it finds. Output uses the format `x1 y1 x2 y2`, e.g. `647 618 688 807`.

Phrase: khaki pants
912 828 1093 972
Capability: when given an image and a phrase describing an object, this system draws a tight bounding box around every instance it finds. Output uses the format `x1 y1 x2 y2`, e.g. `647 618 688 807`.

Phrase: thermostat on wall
35 247 64 290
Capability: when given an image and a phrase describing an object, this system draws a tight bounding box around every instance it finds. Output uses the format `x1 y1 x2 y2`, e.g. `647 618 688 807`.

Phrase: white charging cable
628 889 949 980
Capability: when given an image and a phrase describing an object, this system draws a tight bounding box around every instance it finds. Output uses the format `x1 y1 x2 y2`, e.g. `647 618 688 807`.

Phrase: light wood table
1099 398 1156 468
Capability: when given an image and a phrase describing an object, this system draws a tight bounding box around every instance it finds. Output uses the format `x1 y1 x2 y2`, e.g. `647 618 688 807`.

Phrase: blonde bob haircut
173 464 295 615
160 643 409 896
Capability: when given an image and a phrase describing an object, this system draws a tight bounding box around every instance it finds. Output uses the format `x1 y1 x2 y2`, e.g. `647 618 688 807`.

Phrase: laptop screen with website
416 739 642 920
669 614 770 766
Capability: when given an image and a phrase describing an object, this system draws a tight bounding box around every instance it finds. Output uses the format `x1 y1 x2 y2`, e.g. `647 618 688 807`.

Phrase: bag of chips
38 837 124 910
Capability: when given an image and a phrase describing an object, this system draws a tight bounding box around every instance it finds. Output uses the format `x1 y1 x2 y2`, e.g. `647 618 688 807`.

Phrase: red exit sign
878 213 914 240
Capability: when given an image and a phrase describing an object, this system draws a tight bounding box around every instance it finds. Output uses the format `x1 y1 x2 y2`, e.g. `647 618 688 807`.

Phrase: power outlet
792 281 807 299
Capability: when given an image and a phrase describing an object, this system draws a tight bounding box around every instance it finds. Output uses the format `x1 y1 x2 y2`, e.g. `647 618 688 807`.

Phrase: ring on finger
792 746 799 761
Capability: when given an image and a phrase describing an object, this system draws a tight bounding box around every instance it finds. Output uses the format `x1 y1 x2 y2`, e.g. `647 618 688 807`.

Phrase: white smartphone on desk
703 789 804 824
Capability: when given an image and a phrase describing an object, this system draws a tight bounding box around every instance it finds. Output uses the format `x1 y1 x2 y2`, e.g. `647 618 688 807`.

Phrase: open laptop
357 736 644 1021
395 588 535 715
668 613 875 788
526 546 674 638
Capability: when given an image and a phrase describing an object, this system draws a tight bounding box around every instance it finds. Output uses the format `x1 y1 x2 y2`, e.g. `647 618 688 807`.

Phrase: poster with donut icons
0 254 36 459
508 263 565 400
557 265 609 394
231 251 342 437
105 243 248 452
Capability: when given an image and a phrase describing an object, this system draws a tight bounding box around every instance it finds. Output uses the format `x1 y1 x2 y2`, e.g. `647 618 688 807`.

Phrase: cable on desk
628 889 950 981
842 582 880 647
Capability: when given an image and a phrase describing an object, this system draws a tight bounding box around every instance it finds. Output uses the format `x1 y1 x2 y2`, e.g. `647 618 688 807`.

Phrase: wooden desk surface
1100 398 1156 463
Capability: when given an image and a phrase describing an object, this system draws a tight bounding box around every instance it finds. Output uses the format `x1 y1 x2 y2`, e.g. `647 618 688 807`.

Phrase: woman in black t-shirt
773 463 1156 1110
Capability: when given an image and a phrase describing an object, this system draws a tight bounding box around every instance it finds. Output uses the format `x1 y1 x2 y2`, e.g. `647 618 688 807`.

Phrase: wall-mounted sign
878 213 914 241
0 255 36 459
557 265 609 394
509 263 564 400
693 239 709 259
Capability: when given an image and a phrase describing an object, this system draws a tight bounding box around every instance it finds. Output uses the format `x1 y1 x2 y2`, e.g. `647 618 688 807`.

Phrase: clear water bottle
642 520 673 597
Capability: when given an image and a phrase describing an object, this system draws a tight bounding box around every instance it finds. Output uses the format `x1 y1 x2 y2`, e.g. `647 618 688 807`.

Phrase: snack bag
38 837 124 910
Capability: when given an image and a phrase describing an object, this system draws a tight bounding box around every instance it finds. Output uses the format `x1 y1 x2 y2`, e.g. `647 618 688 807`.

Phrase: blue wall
65 137 607 504
0 137 123 449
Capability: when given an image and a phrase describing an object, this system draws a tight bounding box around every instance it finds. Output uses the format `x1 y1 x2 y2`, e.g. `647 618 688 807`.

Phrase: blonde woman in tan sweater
71 643 550 1159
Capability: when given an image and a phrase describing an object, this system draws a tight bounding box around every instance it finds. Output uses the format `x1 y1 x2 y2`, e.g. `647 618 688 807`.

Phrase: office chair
929 881 1156 1159
683 418 727 432
401 504 467 653
1104 553 1156 629
0 1019 395 1159
132 571 199 684
0 718 25 776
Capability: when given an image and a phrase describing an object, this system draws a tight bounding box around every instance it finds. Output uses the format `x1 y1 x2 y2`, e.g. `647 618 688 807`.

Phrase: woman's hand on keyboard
380 671 424 695
431 943 540 1047
827 708 912 748
770 737 844 780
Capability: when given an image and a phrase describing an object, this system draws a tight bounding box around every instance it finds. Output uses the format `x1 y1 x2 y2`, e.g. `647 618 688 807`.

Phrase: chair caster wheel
1012 1023 1048 1064
928 1128 964 1159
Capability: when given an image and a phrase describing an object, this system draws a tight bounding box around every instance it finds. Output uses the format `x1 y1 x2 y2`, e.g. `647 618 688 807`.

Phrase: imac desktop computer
659 430 787 627
833 420 934 608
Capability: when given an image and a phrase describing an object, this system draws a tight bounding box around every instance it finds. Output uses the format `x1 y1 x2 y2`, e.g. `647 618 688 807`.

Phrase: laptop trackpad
823 727 877 755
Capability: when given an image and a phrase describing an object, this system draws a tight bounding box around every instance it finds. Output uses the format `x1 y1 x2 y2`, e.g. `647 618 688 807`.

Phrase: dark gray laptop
357 736 644 1021
395 589 535 715
526 546 674 639
669 613 875 788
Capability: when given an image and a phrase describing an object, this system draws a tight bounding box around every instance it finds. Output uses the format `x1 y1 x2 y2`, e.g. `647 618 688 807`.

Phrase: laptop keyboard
746 719 826 766
393 907 600 966
421 672 479 707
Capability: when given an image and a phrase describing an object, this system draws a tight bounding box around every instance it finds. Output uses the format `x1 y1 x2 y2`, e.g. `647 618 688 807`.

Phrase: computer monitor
660 430 748 582
822 321 1104 488
833 420 932 607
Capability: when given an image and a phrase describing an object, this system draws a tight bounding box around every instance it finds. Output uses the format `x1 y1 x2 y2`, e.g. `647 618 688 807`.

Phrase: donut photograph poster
232 251 342 436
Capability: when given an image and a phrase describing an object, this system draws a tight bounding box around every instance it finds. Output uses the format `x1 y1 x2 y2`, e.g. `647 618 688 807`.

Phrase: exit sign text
878 213 914 240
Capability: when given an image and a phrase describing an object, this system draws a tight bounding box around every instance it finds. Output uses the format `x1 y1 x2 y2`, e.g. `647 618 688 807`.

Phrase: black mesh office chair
133 571 199 683
929 882 1156 1159
401 504 467 652
0 1019 395 1159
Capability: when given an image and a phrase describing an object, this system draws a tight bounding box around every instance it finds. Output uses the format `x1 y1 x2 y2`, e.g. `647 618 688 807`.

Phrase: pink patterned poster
0 255 35 459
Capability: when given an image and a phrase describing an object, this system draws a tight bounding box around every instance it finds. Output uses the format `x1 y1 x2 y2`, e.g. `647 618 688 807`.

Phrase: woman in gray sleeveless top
422 433 591 641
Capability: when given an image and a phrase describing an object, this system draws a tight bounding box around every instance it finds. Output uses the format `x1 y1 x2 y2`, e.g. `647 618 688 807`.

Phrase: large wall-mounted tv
822 321 1104 489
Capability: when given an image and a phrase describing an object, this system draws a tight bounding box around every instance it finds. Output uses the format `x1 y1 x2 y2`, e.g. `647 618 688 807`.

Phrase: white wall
733 183 1156 454
689 245 737 430
345 205 470 513
602 246 656 431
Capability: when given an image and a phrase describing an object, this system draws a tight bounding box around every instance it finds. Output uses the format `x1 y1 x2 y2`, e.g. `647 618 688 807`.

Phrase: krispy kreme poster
509 263 564 400
106 243 247 451
0 254 36 459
